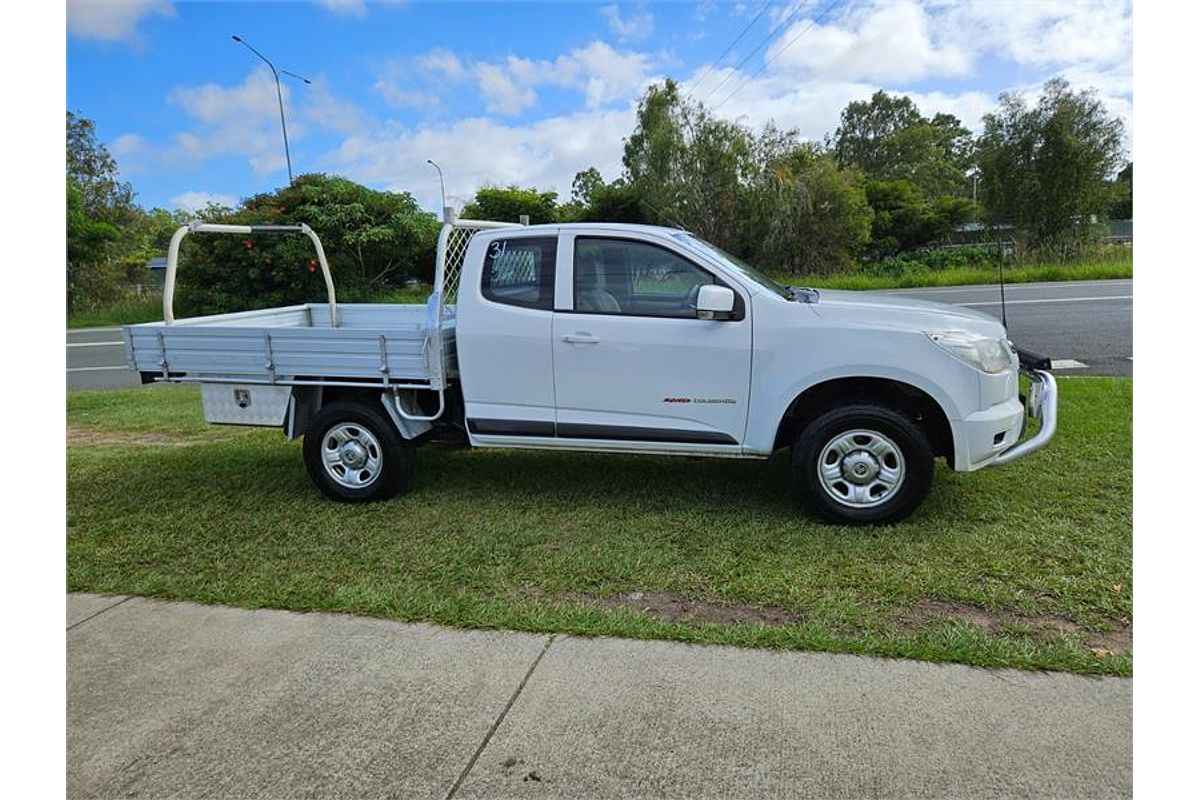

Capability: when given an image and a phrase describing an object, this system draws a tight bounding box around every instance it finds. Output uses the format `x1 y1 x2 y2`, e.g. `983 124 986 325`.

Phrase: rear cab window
480 236 557 311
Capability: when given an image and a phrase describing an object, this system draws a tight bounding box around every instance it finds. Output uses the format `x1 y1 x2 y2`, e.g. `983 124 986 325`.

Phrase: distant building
1104 219 1133 243
944 220 1131 246
146 256 168 286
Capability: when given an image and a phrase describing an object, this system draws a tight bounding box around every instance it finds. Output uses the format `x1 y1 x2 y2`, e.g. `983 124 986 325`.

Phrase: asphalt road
877 278 1132 376
66 279 1132 390
66 327 142 391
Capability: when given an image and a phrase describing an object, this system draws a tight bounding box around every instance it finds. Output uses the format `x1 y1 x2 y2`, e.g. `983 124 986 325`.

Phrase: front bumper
953 347 1058 470
991 368 1058 465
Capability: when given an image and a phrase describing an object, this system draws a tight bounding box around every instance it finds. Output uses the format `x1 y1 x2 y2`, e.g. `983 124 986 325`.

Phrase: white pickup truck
123 218 1056 524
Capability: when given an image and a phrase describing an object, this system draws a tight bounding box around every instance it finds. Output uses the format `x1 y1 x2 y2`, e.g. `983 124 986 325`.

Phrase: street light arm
232 34 300 183
231 35 278 77
427 160 448 222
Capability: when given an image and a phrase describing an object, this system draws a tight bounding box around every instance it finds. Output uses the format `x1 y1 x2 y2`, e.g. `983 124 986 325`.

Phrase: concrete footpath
67 593 1131 799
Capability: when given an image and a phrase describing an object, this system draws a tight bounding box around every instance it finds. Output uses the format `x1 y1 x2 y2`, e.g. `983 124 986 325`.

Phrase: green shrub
864 245 996 277
175 174 440 318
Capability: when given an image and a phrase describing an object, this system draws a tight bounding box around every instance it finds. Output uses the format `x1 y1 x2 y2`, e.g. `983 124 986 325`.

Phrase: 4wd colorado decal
663 397 737 404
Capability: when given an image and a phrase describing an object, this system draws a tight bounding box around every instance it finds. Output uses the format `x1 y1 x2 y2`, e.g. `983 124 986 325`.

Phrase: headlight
926 331 1013 374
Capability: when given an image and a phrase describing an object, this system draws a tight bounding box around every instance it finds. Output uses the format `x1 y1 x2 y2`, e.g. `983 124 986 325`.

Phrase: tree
744 138 873 274
66 111 147 312
66 179 122 311
1109 162 1132 219
460 185 559 224
578 179 652 224
623 79 755 242
975 78 1125 253
621 80 871 273
833 91 972 197
67 111 137 226
864 179 974 257
175 174 440 317
570 167 605 207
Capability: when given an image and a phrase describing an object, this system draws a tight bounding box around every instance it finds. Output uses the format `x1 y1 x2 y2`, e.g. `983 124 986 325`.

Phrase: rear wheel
792 404 933 525
303 401 413 503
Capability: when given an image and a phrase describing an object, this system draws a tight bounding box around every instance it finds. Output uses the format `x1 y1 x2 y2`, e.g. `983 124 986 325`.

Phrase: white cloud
119 67 370 177
417 49 468 81
67 0 174 44
118 1 1131 212
476 63 539 115
475 42 656 115
937 0 1131 68
376 42 655 118
315 0 368 17
110 133 150 165
600 4 655 40
302 78 370 136
683 0 1130 140
169 67 285 126
171 191 238 212
325 107 635 211
374 49 470 110
766 1 970 83
571 41 656 108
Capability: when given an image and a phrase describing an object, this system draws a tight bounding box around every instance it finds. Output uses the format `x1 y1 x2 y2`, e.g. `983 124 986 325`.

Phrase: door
455 234 558 436
552 235 752 447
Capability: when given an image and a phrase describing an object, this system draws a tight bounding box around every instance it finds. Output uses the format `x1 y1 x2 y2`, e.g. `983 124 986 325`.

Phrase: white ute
123 219 1057 524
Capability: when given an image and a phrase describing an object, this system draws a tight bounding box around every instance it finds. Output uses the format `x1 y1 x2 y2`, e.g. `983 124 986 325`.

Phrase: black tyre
792 403 933 525
303 400 414 503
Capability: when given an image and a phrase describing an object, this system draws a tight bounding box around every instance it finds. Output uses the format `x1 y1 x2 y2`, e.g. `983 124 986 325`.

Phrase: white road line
66 341 123 348
66 365 130 372
880 280 1131 295
1050 359 1089 370
957 295 1131 307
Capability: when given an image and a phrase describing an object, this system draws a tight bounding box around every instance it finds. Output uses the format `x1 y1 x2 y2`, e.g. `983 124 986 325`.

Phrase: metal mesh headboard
439 226 476 305
434 219 520 307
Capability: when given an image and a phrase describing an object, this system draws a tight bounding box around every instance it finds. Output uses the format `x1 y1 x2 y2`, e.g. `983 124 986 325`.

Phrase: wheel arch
773 376 956 467
286 385 445 441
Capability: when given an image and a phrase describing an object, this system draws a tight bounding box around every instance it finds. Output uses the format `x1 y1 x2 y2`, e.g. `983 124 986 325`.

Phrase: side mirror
696 284 735 320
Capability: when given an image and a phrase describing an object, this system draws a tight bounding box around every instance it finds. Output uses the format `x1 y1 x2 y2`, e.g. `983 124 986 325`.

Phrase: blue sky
66 1 1133 214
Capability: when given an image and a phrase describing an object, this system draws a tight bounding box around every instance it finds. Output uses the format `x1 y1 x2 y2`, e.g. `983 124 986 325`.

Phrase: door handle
562 333 600 344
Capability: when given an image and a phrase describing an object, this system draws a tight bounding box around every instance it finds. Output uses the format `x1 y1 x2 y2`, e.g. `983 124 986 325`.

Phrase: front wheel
792 404 933 525
303 401 414 503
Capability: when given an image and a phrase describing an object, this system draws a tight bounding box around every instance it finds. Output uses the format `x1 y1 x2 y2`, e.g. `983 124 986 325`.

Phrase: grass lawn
68 296 165 329
67 377 1131 676
784 256 1133 291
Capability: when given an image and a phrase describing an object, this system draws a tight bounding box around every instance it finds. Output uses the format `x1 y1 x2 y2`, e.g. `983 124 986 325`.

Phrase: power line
710 0 847 113
595 1 848 228
599 3 807 190
697 0 814 106
594 2 777 195
686 1 773 101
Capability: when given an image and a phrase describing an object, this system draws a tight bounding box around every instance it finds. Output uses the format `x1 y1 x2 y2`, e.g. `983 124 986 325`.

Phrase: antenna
996 235 1008 329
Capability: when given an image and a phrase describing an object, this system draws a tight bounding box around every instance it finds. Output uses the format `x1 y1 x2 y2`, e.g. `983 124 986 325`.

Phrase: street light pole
232 35 310 183
427 159 449 222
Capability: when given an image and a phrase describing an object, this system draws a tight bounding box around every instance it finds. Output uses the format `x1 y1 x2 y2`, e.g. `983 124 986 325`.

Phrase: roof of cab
467 221 690 238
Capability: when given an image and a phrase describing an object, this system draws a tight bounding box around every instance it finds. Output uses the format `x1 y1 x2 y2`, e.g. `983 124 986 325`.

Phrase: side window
481 237 556 311
574 238 720 319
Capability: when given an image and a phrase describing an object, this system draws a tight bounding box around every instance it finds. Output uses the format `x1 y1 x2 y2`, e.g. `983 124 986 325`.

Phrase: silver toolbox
201 384 292 426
